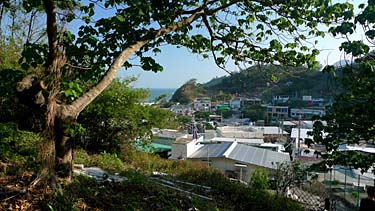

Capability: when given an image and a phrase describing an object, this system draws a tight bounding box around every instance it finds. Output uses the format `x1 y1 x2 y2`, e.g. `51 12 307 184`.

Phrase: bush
74 149 124 173
249 168 270 190
0 122 41 173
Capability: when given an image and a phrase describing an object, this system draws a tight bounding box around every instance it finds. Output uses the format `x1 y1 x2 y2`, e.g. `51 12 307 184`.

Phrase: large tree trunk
26 0 204 184
54 117 73 179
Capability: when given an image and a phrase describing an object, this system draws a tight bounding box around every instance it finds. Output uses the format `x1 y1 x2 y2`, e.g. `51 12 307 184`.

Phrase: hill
171 64 339 104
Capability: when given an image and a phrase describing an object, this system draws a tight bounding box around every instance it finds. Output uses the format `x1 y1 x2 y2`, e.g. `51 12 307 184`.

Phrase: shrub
249 168 270 190
0 122 41 173
74 149 124 173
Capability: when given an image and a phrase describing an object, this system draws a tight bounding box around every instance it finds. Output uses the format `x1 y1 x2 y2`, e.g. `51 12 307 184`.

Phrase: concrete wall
170 136 203 160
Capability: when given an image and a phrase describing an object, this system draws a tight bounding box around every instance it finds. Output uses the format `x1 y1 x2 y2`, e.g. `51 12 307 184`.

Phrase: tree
311 1 375 173
170 78 206 104
13 0 352 181
249 168 269 190
78 78 171 153
243 104 265 121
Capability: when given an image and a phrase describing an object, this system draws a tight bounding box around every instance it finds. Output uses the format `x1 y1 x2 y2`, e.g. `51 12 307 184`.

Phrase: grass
70 146 305 211
1 138 306 211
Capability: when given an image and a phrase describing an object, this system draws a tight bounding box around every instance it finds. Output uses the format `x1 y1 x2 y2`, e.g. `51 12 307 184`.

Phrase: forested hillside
171 65 340 104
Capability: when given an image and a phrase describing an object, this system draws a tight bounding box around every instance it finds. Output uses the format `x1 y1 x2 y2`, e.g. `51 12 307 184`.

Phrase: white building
193 97 211 112
290 108 325 119
170 135 204 160
188 142 291 183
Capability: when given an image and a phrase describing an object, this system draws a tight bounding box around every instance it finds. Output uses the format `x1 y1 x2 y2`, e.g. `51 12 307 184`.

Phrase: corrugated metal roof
211 137 264 145
227 144 290 169
189 142 232 158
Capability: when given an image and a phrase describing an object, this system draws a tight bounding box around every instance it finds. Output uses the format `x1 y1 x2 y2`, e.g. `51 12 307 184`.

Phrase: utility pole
297 115 301 157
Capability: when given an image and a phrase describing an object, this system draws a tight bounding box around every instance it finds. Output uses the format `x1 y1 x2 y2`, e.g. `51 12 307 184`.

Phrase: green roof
135 141 172 153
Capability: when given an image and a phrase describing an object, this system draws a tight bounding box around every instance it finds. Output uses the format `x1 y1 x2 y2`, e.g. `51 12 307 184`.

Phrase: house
229 97 247 110
170 104 194 116
290 108 325 119
244 97 262 106
170 135 204 160
193 97 211 112
210 137 264 145
216 126 288 142
290 128 314 144
188 142 291 183
216 126 263 139
266 105 289 120
272 95 290 104
251 126 289 142
156 129 186 139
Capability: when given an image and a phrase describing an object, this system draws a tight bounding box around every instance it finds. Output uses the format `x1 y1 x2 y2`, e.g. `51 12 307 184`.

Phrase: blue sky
119 0 365 89
82 0 365 89
121 29 357 89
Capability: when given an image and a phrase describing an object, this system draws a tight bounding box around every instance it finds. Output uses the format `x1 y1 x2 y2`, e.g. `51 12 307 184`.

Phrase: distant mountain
333 60 351 68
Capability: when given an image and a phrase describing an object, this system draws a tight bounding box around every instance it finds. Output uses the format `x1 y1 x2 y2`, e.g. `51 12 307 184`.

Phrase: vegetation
169 78 206 104
2 0 374 210
249 168 270 190
7 0 351 181
243 104 266 121
311 1 375 172
78 78 171 153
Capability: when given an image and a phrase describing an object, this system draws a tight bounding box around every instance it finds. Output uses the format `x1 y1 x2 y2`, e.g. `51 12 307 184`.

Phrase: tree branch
43 0 58 67
70 10 205 115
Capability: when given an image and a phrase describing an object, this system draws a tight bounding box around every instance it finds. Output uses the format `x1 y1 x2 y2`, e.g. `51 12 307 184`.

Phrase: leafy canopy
311 1 375 172
78 78 171 153
19 0 353 101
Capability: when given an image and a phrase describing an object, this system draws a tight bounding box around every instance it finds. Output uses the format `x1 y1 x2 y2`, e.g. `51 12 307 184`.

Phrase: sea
148 88 176 103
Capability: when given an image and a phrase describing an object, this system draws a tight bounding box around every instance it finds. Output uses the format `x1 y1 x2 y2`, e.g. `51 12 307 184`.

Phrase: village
143 94 375 209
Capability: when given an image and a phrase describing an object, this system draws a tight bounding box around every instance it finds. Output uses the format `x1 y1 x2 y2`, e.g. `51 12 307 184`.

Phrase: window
276 108 281 112
267 107 272 112
281 108 288 113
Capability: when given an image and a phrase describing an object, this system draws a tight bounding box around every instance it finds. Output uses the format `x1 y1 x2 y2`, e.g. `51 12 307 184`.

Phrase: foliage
176 115 193 126
74 149 124 173
194 111 213 121
170 79 206 104
243 104 266 121
274 162 307 195
5 0 358 180
78 79 171 153
0 122 41 172
211 91 232 103
311 1 375 172
203 64 337 102
249 168 270 190
220 110 236 119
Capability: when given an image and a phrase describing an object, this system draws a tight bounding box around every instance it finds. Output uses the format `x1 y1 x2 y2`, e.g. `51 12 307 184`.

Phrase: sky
102 0 366 89
121 30 355 89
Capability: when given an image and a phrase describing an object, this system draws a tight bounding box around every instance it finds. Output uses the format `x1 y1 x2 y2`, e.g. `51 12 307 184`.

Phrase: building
216 126 263 139
193 97 211 112
272 95 289 104
216 126 288 142
170 135 204 160
229 97 249 110
244 97 262 106
210 137 264 145
215 104 231 111
290 108 325 119
170 104 194 116
266 105 289 120
188 142 290 183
